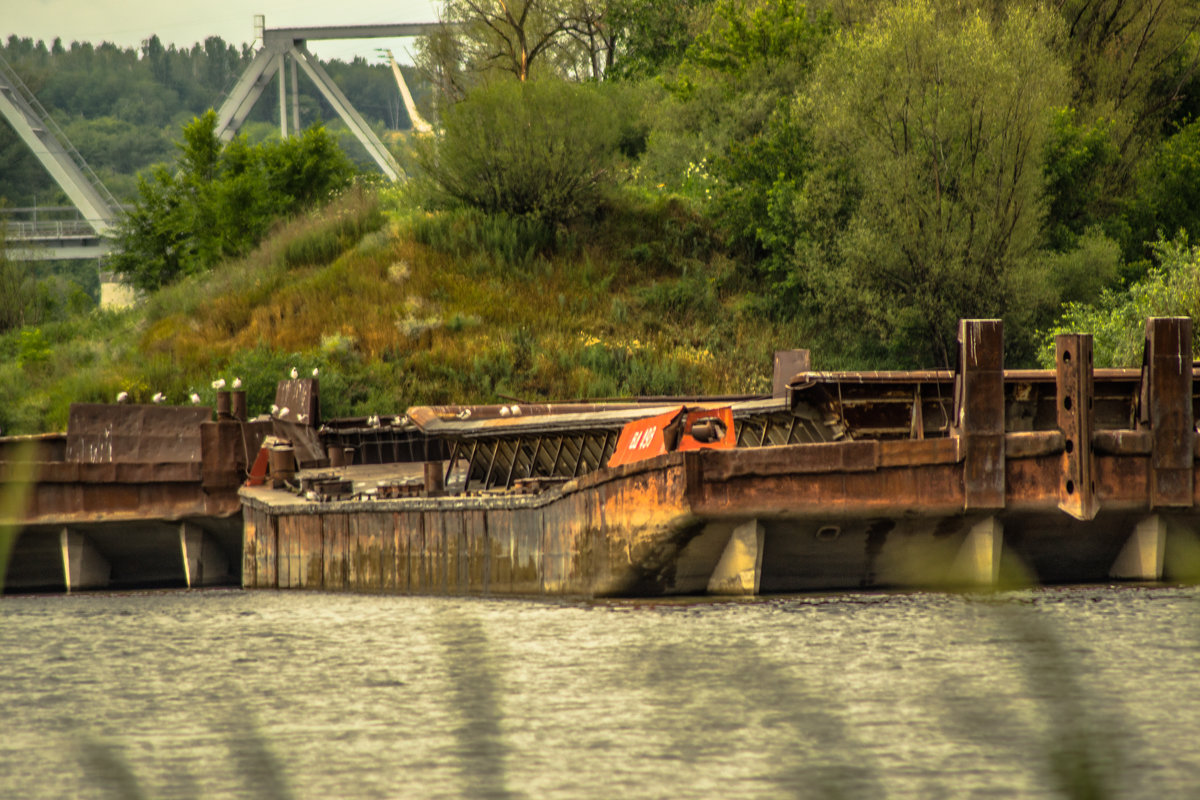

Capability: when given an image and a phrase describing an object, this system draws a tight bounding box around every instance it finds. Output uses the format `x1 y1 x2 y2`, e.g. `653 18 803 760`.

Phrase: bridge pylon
216 17 444 181
0 52 123 256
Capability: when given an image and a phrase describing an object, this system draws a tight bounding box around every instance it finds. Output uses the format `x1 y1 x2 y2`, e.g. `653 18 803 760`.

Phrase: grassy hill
0 185 802 435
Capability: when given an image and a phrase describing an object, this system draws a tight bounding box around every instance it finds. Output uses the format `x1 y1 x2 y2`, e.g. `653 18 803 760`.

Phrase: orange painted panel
608 406 734 468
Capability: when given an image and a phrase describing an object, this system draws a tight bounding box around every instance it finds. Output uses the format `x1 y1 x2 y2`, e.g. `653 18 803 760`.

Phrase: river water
2 586 1199 799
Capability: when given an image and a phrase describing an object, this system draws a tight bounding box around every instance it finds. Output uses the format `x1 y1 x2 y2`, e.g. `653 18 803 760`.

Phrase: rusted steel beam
504 436 522 489
1142 317 1194 508
527 437 543 480
551 436 566 476
482 440 499 488
572 436 585 478
909 386 924 440
444 440 459 486
1056 334 1098 520
957 320 1006 510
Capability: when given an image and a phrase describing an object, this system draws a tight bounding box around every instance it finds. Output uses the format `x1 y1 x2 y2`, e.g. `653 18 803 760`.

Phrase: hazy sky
4 0 441 64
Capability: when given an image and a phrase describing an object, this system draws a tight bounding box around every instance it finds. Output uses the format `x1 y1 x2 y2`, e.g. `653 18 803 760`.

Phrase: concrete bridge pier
1110 515 1166 581
707 519 764 595
180 522 231 588
949 516 1003 587
60 528 111 592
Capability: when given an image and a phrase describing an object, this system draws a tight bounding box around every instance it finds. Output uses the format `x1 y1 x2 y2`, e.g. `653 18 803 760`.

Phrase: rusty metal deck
241 318 1200 598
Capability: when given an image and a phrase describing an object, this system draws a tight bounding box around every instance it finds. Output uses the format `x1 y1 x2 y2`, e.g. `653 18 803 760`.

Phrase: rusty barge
239 318 1200 597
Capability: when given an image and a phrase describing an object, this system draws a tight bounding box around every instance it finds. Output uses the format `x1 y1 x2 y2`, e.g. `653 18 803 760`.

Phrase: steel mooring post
956 320 1005 510
1142 317 1194 508
1055 333 1098 520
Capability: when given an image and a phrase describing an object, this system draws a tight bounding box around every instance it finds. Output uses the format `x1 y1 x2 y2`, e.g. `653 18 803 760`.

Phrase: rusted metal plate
274 378 319 427
773 350 811 398
1004 431 1065 459
201 421 244 490
877 438 961 468
1056 334 1098 520
65 404 210 464
273 418 326 467
1093 430 1152 455
257 515 277 588
607 406 684 468
242 507 261 587
322 513 349 590
1144 317 1194 507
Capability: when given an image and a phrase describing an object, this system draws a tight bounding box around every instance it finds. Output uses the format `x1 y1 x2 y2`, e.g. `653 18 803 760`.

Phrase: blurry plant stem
0 441 37 593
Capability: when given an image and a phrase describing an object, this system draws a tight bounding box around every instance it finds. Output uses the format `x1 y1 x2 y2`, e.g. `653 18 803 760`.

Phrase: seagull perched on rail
290 366 299 379
211 378 225 390
190 393 202 404
278 407 290 419
270 404 279 415
116 391 129 404
152 392 165 404
312 367 319 378
232 377 242 389
297 413 309 424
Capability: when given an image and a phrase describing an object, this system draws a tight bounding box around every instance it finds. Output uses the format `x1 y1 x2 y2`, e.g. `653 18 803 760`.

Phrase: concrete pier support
707 519 764 595
950 517 1002 587
180 522 230 588
1110 515 1166 581
60 528 110 592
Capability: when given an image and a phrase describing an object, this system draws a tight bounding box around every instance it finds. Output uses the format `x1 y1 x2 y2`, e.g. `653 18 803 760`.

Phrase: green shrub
415 79 623 225
1038 235 1200 367
112 112 357 291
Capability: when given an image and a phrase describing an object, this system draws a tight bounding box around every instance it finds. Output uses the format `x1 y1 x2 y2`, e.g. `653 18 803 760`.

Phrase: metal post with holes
1055 334 1098 520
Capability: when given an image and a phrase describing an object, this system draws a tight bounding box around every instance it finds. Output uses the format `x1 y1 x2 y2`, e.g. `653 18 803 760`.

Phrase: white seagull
312 367 319 378
190 393 202 404
152 392 165 404
270 404 279 415
211 378 226 390
116 391 129 403
232 377 242 389
278 407 290 418
290 366 299 379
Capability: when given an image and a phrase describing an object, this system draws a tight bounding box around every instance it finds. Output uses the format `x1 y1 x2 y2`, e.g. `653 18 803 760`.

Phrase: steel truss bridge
1 17 438 261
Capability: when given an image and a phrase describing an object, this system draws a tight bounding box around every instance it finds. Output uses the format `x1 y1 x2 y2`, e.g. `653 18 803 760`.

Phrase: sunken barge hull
241 318 1200 597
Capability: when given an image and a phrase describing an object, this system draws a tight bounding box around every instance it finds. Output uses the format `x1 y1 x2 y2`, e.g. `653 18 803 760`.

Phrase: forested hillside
4 0 1200 435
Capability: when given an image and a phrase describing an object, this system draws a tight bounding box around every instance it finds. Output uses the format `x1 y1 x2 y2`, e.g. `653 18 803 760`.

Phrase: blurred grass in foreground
0 441 36 593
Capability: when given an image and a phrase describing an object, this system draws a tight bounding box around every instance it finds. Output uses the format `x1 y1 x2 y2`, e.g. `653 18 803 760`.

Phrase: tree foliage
785 2 1070 366
1038 235 1200 367
414 79 623 224
111 112 356 292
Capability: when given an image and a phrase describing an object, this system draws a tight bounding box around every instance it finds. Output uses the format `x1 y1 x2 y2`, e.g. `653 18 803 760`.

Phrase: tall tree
425 0 572 90
793 1 1071 367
